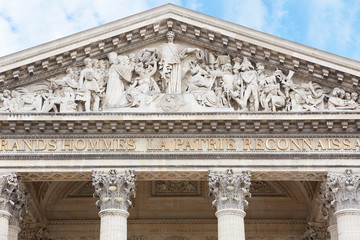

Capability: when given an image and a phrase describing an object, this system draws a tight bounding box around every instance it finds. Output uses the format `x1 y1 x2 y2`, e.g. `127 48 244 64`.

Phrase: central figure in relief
146 31 200 94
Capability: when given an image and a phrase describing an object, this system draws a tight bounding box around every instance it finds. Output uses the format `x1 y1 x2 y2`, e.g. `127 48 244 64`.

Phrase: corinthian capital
303 222 328 240
325 169 360 211
9 182 29 227
92 169 136 211
208 169 251 211
0 172 18 213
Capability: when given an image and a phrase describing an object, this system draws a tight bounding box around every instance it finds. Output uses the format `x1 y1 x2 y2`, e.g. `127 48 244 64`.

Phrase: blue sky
0 0 360 60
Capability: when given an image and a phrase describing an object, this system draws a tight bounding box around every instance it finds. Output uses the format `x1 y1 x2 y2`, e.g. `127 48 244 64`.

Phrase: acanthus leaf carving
324 169 360 211
303 222 328 240
92 169 136 211
0 173 19 213
208 169 251 211
9 181 29 227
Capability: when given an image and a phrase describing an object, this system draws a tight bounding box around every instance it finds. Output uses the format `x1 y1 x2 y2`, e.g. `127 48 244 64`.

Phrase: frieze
0 137 360 154
19 171 326 182
47 218 307 225
0 31 359 115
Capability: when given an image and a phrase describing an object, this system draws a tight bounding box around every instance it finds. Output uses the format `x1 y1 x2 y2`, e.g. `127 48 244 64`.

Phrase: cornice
0 112 359 135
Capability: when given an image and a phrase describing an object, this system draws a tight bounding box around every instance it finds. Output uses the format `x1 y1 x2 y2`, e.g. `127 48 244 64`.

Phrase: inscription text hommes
0 138 360 153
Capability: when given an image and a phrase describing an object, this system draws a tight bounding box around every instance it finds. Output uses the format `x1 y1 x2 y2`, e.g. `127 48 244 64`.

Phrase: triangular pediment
0 4 359 114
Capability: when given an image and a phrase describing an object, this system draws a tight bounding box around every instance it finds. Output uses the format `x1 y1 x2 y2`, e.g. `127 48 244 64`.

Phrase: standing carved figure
145 31 201 94
240 57 259 111
78 58 101 111
103 52 135 108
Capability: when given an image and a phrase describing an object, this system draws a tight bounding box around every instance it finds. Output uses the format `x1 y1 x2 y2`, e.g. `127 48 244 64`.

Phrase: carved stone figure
103 52 135 108
78 58 101 111
240 57 259 111
260 72 285 111
328 87 346 111
124 60 160 107
213 56 242 108
186 61 218 107
145 31 201 94
0 90 15 112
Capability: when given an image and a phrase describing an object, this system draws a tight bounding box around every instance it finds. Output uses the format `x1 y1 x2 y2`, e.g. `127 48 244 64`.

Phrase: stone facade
0 4 359 240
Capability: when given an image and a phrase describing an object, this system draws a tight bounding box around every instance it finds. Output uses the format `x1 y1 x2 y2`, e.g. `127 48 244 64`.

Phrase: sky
0 0 360 60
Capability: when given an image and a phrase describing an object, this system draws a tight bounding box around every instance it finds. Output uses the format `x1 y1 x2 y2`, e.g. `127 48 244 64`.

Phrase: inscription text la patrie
1 138 360 152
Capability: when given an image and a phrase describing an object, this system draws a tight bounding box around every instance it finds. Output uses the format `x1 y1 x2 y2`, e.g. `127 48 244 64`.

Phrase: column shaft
216 209 246 240
328 224 338 240
99 209 129 240
0 211 11 240
8 225 20 240
335 209 360 240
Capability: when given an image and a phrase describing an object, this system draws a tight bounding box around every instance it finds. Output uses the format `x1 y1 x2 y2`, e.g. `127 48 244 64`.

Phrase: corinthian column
325 169 360 240
318 181 337 240
0 173 18 240
208 169 251 240
92 170 136 240
8 182 28 240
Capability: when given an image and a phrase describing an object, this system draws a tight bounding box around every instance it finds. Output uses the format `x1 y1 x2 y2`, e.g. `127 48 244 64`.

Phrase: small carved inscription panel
152 181 201 197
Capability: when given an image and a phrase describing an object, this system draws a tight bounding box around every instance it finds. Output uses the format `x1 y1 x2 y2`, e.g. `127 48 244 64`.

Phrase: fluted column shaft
93 170 136 240
209 170 251 240
335 209 360 240
216 209 246 240
328 224 338 240
8 225 21 240
0 211 10 240
99 209 129 240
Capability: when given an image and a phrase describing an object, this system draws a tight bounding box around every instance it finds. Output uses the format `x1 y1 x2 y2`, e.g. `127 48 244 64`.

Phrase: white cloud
0 0 183 57
305 0 360 59
223 0 268 31
266 0 287 36
185 0 203 11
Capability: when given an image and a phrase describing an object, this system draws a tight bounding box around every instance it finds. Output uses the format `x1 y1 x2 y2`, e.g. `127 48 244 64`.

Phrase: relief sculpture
1 31 359 113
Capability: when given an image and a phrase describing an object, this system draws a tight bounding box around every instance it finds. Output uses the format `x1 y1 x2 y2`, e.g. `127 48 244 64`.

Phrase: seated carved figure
124 61 160 107
186 61 218 107
261 73 286 112
0 90 14 112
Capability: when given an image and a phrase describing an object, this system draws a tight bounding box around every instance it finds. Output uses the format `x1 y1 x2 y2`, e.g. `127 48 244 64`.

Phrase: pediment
0 4 359 114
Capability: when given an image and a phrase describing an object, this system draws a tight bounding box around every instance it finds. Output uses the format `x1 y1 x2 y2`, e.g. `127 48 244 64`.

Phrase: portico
0 3 360 240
